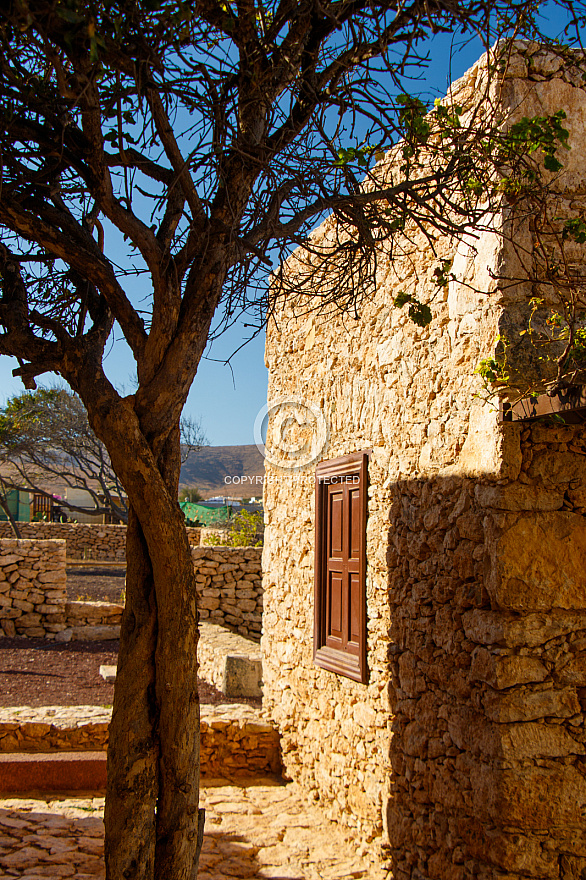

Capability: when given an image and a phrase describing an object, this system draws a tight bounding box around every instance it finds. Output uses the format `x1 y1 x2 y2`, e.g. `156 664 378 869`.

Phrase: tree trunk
103 417 203 880
104 509 158 878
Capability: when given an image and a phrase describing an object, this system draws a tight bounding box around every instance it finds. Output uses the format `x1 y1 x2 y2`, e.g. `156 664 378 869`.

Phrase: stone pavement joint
0 777 387 879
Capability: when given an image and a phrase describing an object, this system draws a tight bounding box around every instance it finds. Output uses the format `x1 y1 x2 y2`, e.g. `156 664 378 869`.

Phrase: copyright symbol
254 396 328 471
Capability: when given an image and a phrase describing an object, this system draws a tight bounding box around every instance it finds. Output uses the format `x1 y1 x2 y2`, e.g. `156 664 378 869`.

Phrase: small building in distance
261 50 586 879
0 489 30 523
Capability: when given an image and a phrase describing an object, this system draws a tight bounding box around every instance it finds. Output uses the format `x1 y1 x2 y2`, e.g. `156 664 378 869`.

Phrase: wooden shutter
314 451 368 683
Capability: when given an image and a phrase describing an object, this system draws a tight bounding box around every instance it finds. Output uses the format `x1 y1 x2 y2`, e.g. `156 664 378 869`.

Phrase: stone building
261 49 586 879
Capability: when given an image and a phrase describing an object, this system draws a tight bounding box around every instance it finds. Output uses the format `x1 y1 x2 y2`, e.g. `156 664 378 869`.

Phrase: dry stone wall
199 706 281 777
0 522 201 561
61 600 122 642
0 539 123 641
193 547 263 639
0 539 67 639
261 51 586 879
0 539 262 641
0 705 281 778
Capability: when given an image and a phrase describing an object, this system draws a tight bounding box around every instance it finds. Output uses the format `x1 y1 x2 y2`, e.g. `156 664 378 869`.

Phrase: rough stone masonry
0 539 67 639
0 522 202 561
0 539 263 641
261 48 586 879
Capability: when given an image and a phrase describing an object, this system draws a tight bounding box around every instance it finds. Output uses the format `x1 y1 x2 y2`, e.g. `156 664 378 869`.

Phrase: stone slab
223 655 263 698
0 751 107 793
485 512 586 611
198 621 262 696
99 665 117 683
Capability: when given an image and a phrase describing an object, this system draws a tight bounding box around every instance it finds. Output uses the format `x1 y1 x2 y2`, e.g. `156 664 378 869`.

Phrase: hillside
180 444 265 498
0 444 265 502
1 444 265 502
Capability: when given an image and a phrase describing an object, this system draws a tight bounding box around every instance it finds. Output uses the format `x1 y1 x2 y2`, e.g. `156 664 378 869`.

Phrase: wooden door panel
348 572 361 650
327 571 344 646
328 489 344 557
349 487 361 559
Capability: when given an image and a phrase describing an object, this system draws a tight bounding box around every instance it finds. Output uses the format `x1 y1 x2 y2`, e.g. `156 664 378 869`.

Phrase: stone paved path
0 777 386 880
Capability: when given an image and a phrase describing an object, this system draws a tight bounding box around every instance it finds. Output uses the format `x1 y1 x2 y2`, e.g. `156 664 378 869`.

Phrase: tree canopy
1 1 585 878
0 387 207 524
0 387 129 521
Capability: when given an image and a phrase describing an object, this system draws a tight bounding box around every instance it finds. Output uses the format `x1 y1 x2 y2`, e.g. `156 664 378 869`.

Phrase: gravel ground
0 567 261 708
0 638 118 707
0 637 260 708
66 567 126 604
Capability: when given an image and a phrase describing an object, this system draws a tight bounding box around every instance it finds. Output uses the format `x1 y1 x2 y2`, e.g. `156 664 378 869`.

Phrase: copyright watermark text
224 474 358 484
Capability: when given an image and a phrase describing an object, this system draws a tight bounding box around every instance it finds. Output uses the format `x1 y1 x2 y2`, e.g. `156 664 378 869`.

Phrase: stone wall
0 539 67 639
200 705 281 777
261 51 586 878
62 545 265 642
0 539 123 641
386 423 586 880
0 539 262 641
193 547 263 639
0 522 201 561
0 705 282 778
62 600 122 641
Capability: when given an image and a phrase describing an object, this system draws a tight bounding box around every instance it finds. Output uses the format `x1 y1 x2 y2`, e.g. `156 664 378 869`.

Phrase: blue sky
0 322 268 446
0 20 560 445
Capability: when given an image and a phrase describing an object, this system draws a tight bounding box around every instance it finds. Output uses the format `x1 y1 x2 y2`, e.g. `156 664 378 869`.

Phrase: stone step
99 622 264 697
0 705 282 780
0 751 107 793
198 622 263 698
99 664 116 682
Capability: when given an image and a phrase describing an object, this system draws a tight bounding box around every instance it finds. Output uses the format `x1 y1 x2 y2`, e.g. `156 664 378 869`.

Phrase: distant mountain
0 443 266 502
180 444 265 498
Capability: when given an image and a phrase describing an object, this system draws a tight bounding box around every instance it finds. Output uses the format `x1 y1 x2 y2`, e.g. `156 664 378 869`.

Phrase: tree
0 387 129 521
0 2 583 878
203 508 264 545
179 486 204 503
0 387 207 523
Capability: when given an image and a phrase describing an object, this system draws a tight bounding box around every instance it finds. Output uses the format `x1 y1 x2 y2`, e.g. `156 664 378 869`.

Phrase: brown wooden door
325 480 361 658
314 451 368 683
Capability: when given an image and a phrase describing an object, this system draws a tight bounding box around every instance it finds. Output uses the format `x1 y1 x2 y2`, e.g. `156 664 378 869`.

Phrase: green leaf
543 154 563 172
393 291 411 308
393 292 432 327
433 259 452 288
466 177 484 196
474 358 503 383
504 111 569 174
408 301 432 327
397 94 431 148
563 217 586 243
333 145 374 168
386 215 405 231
